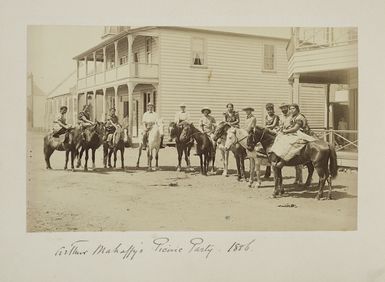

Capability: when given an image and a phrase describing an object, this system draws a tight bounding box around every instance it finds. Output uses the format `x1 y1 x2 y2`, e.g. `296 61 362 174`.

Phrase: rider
272 103 315 169
78 104 94 128
199 106 216 140
278 102 292 131
52 106 72 138
223 103 240 128
242 107 256 134
265 103 280 131
142 102 164 150
174 103 191 125
105 107 120 146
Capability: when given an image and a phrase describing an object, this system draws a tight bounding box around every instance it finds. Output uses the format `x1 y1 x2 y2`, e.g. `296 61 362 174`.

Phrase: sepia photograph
27 26 358 232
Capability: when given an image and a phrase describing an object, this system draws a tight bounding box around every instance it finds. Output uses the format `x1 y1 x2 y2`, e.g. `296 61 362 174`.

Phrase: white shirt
174 111 190 124
143 111 160 125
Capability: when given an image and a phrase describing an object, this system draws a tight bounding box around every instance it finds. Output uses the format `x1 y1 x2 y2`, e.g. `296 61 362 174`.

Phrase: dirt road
27 131 357 232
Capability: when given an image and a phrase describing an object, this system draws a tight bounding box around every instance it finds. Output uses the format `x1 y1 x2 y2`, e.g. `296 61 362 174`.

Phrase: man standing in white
142 102 164 149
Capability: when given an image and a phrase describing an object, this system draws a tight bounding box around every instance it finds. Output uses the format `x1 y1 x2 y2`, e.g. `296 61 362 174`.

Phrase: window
191 38 206 66
120 55 127 65
146 38 152 64
263 44 275 71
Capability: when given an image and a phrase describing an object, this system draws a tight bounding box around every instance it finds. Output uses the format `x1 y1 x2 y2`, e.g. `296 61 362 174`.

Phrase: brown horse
103 126 127 169
247 126 338 200
212 121 247 181
43 127 80 171
168 121 194 172
179 123 214 175
76 122 104 171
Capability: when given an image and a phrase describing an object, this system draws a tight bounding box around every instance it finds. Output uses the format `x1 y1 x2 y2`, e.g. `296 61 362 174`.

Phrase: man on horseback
105 107 120 146
223 103 240 128
174 103 191 125
52 106 72 138
142 102 164 150
271 103 316 169
242 107 256 134
199 106 216 142
78 104 94 128
278 102 292 131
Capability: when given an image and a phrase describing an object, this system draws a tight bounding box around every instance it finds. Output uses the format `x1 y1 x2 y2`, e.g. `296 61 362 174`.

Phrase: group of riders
51 100 314 167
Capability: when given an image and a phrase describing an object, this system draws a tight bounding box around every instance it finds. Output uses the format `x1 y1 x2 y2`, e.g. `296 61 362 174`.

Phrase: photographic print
27 26 358 232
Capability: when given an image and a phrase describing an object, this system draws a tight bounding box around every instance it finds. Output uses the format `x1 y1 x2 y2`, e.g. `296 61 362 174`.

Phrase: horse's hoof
245 178 249 182
176 167 181 172
71 168 75 172
315 195 321 200
248 183 253 188
64 167 67 170
84 167 88 171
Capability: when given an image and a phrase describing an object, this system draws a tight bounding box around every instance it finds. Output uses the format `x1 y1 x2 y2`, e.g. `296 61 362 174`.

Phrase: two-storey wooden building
72 26 292 139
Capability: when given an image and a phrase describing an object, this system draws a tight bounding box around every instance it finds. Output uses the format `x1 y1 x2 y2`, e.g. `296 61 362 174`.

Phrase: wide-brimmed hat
179 103 186 108
60 106 68 111
279 102 290 108
201 106 211 114
147 102 154 106
242 107 254 112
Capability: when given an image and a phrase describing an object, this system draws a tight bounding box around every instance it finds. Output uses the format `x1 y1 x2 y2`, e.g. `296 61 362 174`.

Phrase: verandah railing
312 128 358 152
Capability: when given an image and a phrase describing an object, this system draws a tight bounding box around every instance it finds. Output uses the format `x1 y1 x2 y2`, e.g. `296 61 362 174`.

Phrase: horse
43 127 80 171
168 121 194 172
224 127 270 188
103 126 127 169
76 122 104 171
212 121 247 181
247 126 338 200
137 123 162 170
179 123 214 175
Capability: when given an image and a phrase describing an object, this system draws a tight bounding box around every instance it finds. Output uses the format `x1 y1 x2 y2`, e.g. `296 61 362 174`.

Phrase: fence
312 128 358 152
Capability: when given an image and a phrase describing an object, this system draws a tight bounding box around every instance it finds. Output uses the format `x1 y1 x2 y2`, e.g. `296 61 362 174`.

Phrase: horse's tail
328 144 338 179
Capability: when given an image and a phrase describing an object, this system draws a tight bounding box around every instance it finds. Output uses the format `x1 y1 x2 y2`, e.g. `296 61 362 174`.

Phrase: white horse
136 122 163 170
225 127 270 188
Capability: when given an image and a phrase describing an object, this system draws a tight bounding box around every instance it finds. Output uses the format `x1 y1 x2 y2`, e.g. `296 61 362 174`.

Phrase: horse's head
247 126 272 151
224 127 237 150
179 122 193 143
213 121 230 141
168 122 178 139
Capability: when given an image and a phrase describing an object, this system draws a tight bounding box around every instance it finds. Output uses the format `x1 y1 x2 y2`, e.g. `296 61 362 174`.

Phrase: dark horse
76 122 104 171
43 127 81 171
247 126 338 200
179 123 214 175
168 121 194 172
212 121 247 181
103 126 128 169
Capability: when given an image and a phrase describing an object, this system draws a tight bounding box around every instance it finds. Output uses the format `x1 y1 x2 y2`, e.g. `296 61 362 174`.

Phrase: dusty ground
27 130 357 232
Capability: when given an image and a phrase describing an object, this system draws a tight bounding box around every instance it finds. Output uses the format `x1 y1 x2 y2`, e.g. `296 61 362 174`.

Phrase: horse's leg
204 152 209 175
136 144 142 168
326 175 332 200
211 145 216 173
272 166 279 197
255 159 262 188
76 147 84 168
235 155 241 181
108 148 113 168
294 165 303 184
103 145 108 168
64 149 69 170
155 149 159 169
248 158 255 188
44 146 54 169
264 165 271 178
120 147 124 169
314 165 327 200
177 145 182 171
84 149 89 171
304 162 314 190
147 148 152 170
70 149 75 171
91 149 96 170
279 168 285 195
199 154 204 174
240 154 247 181
184 147 190 170
113 148 117 168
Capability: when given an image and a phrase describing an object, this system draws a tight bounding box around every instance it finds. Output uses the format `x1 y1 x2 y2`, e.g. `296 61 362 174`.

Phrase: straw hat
279 102 290 108
201 106 211 114
242 107 254 112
